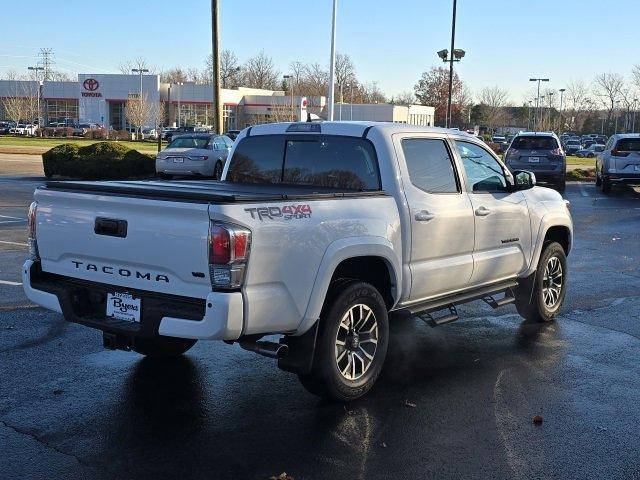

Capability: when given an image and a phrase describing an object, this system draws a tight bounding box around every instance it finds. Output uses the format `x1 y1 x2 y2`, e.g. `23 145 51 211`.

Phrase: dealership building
0 73 435 130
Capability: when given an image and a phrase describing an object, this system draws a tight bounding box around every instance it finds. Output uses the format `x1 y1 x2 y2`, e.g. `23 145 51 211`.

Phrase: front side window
455 141 507 193
402 138 459 193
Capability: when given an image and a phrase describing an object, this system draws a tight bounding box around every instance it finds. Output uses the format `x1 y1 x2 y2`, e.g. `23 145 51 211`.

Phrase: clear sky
1 0 637 103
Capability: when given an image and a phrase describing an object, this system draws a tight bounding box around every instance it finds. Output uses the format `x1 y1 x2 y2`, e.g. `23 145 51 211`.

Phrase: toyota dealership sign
81 78 102 97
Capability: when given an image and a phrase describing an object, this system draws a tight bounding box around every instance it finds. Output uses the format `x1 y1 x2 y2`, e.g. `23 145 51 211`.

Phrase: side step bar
396 280 519 327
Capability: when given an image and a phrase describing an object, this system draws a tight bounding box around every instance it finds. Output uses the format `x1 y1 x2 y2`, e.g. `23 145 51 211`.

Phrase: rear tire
601 175 611 193
515 241 567 323
298 280 389 402
133 336 196 357
595 168 602 186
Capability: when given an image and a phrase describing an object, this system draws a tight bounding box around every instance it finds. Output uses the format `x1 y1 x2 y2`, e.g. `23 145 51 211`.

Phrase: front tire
133 336 196 357
516 241 567 323
298 280 389 402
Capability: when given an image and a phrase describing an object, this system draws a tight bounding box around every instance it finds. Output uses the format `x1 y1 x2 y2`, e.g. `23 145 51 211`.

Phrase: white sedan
155 133 233 179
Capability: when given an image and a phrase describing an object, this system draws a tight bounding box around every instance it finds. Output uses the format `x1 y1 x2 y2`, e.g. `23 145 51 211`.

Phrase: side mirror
513 170 536 190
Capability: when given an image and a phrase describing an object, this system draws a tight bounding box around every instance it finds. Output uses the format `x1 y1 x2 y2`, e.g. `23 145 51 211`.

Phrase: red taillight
611 150 630 157
550 148 563 156
208 223 252 289
27 201 39 260
210 225 231 264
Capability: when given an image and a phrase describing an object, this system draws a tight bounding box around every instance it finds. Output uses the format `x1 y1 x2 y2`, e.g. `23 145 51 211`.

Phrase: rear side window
511 136 558 150
616 138 640 151
402 138 459 193
227 135 381 190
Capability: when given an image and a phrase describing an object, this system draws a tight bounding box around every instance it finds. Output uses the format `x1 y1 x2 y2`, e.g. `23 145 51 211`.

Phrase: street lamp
131 68 149 139
558 88 566 135
437 45 466 128
283 74 294 121
176 82 184 127
28 66 44 130
527 100 533 130
529 77 549 131
547 91 554 131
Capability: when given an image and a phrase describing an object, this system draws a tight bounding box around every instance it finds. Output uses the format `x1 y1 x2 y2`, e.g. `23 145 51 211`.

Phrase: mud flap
277 320 319 375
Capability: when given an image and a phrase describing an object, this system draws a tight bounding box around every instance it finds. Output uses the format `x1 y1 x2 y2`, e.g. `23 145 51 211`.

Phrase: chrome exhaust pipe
240 340 289 359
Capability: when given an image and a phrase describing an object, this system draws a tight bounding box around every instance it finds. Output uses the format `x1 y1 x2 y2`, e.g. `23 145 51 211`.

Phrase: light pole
131 68 149 139
350 83 354 120
529 77 549 131
437 47 465 128
547 91 554 132
211 0 222 133
338 83 343 121
28 66 44 131
283 75 294 121
539 95 545 130
558 88 565 135
615 101 620 134
633 98 638 133
176 82 184 127
527 100 533 130
327 0 338 121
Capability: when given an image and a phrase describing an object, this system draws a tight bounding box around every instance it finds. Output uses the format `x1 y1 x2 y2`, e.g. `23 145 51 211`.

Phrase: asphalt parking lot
1 164 640 479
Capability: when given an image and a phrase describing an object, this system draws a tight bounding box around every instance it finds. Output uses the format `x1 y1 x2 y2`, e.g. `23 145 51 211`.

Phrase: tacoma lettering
71 260 169 283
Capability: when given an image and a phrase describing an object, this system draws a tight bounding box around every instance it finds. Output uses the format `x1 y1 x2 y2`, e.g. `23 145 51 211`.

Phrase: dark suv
504 132 566 192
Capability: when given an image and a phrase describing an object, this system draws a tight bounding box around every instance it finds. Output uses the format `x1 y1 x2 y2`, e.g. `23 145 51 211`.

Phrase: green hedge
42 142 155 180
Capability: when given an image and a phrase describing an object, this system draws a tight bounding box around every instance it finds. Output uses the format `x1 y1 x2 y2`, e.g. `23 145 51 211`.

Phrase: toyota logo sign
83 78 99 91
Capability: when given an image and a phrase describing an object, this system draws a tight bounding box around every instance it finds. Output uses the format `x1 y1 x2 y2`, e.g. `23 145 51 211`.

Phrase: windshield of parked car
566 140 580 145
226 134 381 190
167 136 208 149
511 136 558 150
616 138 640 151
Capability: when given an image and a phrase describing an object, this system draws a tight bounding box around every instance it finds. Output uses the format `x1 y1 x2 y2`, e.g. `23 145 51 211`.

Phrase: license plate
529 157 540 163
172 157 184 163
106 292 141 322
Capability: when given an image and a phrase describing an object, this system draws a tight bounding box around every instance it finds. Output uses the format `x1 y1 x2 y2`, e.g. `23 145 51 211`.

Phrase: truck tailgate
34 187 212 299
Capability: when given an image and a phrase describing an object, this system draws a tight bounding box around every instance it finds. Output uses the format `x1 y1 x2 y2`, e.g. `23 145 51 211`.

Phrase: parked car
595 135 608 145
9 123 37 135
72 123 98 136
141 128 158 140
595 133 640 193
0 121 15 134
22 121 573 401
576 144 605 158
155 133 233 179
582 139 597 149
503 132 567 192
226 129 241 141
491 135 509 153
164 126 195 142
563 139 582 155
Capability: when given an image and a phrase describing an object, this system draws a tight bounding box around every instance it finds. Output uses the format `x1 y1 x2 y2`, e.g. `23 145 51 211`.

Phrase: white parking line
0 240 28 246
0 280 22 286
578 183 590 197
0 220 26 224
0 214 23 220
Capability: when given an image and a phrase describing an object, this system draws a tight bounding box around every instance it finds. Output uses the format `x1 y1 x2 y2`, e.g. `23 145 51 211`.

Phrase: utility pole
547 91 554 131
327 0 338 121
211 0 222 133
527 100 533 130
38 48 53 81
529 78 549 131
446 0 457 129
28 66 44 132
558 88 565 135
633 98 638 133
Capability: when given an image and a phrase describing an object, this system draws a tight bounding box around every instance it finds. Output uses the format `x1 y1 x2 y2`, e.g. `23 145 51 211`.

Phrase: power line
38 48 54 81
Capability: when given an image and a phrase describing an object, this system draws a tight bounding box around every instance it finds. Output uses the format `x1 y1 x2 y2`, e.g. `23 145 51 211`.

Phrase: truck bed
44 180 388 204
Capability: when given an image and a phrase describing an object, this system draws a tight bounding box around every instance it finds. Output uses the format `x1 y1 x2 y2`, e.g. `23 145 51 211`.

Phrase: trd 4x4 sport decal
244 204 312 221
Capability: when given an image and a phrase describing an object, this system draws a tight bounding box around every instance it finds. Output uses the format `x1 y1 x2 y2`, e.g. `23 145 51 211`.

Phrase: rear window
616 138 640 151
168 136 208 149
511 136 559 150
226 135 380 190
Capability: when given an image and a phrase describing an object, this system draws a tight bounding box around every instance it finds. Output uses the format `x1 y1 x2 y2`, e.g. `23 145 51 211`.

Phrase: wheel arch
296 237 401 335
523 215 572 277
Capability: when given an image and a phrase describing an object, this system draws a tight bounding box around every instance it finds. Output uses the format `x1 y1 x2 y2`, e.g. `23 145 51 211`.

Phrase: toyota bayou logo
245 204 312 221
81 78 102 97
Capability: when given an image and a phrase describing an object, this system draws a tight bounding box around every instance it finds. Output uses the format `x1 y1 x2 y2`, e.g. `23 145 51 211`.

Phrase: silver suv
596 133 640 193
504 132 566 192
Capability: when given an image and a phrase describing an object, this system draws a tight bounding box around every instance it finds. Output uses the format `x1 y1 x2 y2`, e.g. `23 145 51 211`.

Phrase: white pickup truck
23 122 573 401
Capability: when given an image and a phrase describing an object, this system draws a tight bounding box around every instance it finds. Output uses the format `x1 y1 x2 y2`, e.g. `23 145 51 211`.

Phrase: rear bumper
606 172 640 184
155 158 215 176
22 260 243 341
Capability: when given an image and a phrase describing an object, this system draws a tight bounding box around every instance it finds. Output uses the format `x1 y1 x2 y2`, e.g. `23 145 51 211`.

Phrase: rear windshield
167 137 208 149
226 134 381 190
511 136 559 149
616 138 640 151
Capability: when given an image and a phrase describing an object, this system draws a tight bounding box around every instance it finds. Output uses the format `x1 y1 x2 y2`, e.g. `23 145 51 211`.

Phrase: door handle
475 206 491 217
415 210 436 222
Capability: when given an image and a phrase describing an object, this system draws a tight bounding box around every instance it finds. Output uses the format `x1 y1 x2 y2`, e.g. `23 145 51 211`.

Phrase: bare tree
1 81 40 128
335 53 356 90
477 86 510 129
205 49 244 88
243 51 280 90
119 57 155 75
160 68 188 84
633 65 640 91
392 91 416 105
125 93 152 139
593 72 624 129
